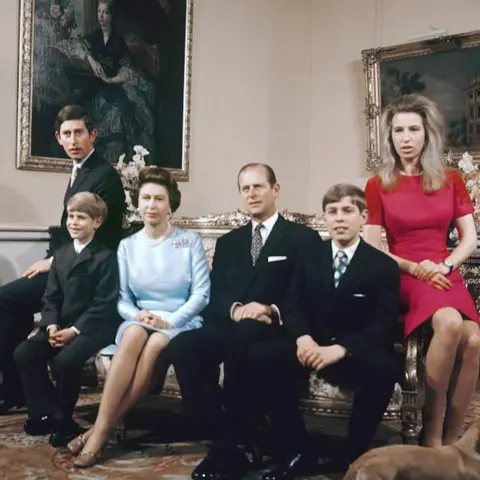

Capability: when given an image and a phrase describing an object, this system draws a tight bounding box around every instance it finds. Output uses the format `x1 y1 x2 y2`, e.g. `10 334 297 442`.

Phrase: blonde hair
379 94 446 191
67 192 108 220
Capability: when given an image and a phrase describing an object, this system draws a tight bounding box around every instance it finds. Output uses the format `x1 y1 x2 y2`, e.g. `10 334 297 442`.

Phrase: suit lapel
67 240 99 276
335 239 370 294
238 216 287 297
317 240 335 293
68 151 99 195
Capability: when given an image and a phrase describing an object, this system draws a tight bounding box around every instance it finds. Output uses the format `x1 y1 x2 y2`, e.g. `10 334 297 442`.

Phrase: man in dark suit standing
256 184 401 480
0 105 125 416
169 163 321 480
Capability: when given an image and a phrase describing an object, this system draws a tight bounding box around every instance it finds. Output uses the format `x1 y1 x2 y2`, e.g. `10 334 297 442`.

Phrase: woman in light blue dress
70 166 210 467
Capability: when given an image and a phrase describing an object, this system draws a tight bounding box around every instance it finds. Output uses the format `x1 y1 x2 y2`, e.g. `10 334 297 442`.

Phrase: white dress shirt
251 211 279 245
331 237 361 264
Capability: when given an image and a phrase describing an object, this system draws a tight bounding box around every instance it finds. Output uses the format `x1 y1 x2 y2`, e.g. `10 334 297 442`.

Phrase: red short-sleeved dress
364 169 479 337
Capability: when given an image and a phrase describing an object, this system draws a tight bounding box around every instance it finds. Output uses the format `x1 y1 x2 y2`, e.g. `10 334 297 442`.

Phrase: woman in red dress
363 94 480 448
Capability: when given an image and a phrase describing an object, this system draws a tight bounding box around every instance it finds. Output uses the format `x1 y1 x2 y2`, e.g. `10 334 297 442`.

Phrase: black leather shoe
48 419 81 448
0 395 25 415
192 449 250 480
316 457 351 475
262 453 318 480
24 416 54 436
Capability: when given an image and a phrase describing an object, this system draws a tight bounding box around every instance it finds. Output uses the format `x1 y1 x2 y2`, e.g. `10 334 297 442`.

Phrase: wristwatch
443 259 454 274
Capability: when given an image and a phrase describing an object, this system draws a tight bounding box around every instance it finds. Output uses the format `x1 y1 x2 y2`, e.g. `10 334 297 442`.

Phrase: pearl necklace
144 222 173 247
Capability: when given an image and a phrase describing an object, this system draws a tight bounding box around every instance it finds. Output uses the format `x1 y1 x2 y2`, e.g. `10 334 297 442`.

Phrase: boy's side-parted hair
67 192 108 220
322 183 366 212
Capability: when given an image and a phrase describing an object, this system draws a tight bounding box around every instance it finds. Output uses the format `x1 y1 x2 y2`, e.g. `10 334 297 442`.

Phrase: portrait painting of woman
20 0 192 177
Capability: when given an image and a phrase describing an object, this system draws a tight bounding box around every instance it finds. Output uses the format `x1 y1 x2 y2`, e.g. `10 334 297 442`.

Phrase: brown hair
54 105 95 134
379 94 446 191
130 166 181 212
237 163 277 188
322 183 366 212
67 192 108 220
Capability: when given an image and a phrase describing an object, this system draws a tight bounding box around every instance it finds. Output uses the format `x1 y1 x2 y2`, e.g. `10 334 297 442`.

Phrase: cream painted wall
0 0 313 226
2 0 480 226
308 0 480 214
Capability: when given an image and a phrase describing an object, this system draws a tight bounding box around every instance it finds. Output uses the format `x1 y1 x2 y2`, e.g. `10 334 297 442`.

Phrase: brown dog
343 419 480 480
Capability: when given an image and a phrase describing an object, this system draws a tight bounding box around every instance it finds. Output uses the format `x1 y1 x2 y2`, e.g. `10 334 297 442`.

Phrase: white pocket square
353 293 366 298
268 256 287 262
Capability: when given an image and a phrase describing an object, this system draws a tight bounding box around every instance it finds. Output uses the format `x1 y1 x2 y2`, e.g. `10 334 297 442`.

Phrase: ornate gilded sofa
97 210 425 445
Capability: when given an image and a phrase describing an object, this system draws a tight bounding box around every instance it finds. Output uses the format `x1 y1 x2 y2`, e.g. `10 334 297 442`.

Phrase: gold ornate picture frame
362 29 480 171
17 0 193 180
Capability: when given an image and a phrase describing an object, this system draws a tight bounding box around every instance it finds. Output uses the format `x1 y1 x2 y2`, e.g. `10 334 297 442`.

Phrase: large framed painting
17 0 193 180
362 30 480 171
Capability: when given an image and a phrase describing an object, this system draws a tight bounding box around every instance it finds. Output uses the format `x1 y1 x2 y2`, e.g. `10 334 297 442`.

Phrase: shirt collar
73 237 93 254
331 237 361 263
73 148 95 171
252 211 279 234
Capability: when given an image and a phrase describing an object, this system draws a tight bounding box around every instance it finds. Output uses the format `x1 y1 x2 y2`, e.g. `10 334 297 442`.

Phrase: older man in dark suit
0 105 125 416
169 163 321 480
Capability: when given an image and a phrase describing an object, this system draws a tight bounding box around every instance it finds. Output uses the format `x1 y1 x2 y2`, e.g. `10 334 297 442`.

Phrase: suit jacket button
330 337 337 342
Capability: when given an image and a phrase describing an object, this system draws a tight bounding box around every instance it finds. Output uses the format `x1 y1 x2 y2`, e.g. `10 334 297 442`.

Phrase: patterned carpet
0 387 479 480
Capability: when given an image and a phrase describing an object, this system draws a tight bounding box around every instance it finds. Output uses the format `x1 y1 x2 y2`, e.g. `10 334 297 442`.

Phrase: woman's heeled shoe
67 434 87 455
73 451 99 469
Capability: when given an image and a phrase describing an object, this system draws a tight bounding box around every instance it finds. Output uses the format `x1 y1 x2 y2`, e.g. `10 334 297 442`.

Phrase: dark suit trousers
252 339 400 460
319 347 401 460
13 330 110 419
169 319 287 453
0 273 48 398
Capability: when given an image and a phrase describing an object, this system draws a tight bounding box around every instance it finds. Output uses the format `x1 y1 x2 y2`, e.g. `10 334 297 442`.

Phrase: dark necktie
333 250 348 288
251 224 265 266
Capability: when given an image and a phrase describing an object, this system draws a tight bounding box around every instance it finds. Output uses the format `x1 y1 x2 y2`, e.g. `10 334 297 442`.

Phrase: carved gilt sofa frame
95 210 425 446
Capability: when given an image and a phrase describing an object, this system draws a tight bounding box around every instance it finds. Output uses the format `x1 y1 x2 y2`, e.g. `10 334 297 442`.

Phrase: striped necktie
333 250 348 288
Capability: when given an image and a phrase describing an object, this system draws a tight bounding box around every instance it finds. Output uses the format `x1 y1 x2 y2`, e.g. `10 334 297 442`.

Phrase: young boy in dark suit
14 192 121 447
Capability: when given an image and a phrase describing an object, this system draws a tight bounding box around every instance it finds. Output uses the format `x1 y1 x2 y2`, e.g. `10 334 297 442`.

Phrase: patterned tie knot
255 223 265 233
334 250 348 287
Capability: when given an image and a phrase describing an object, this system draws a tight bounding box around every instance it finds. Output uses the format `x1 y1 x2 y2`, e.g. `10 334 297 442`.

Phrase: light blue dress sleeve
117 239 140 322
167 234 211 328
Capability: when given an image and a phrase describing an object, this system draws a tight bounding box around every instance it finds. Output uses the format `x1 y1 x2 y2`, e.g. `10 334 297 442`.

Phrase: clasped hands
232 302 276 324
410 259 452 291
135 309 172 329
48 326 77 348
296 335 346 371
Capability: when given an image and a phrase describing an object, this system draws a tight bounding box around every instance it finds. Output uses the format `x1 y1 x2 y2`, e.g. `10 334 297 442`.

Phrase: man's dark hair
322 183 366 212
237 163 277 188
54 105 95 134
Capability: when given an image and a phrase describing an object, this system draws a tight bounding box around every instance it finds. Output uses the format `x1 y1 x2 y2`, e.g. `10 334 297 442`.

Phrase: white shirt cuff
46 324 59 332
271 304 282 325
49 256 54 265
230 302 243 320
71 326 81 335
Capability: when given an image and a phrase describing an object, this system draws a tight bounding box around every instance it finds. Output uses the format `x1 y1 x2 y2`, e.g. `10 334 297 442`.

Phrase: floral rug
1 388 479 480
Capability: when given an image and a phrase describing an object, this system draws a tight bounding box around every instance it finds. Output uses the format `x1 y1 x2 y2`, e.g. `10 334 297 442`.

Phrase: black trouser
255 337 401 461
0 273 49 399
13 329 112 420
168 320 306 453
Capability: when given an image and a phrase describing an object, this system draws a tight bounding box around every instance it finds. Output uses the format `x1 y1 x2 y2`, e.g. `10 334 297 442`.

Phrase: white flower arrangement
116 145 149 223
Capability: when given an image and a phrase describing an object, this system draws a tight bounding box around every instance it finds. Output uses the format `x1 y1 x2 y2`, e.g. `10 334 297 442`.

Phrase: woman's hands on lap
135 309 172 329
410 260 452 291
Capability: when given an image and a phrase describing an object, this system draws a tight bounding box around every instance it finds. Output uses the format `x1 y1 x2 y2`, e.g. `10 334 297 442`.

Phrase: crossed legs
78 325 170 457
422 308 480 447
